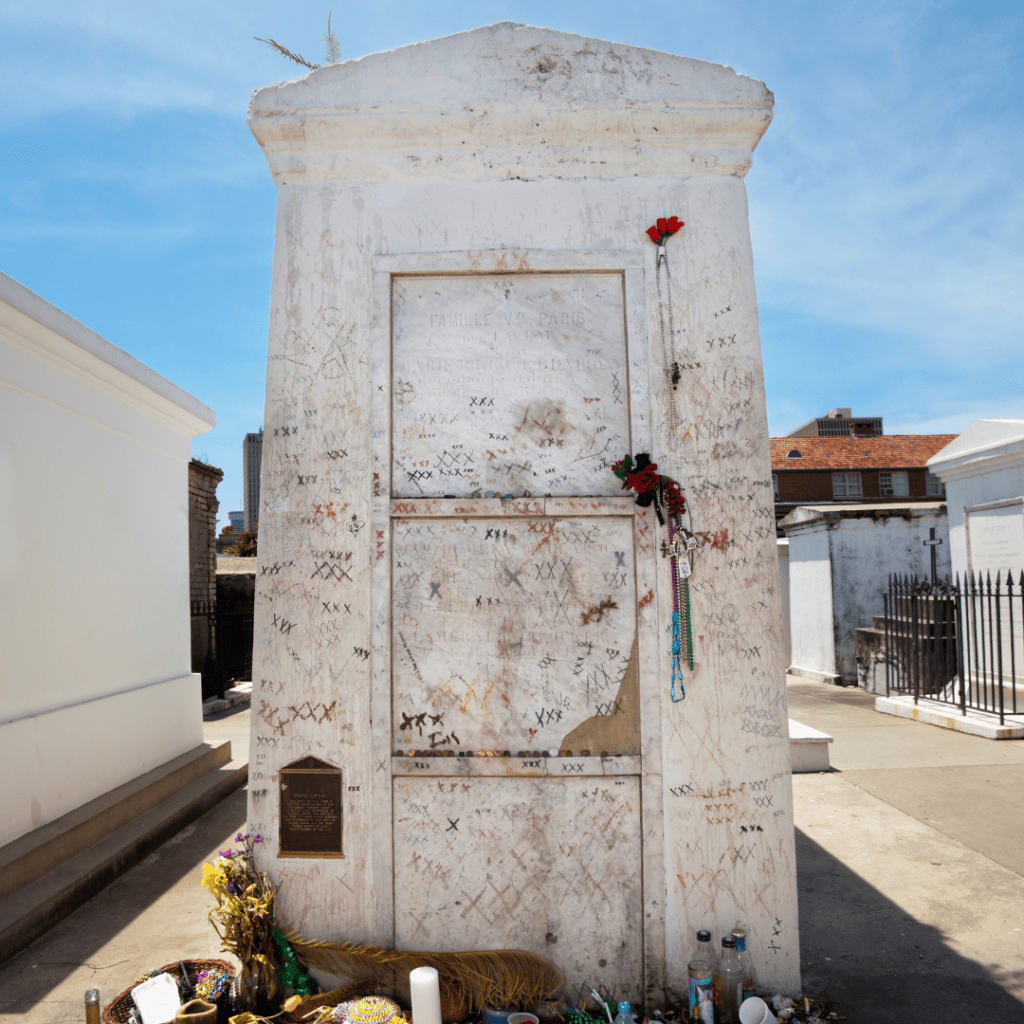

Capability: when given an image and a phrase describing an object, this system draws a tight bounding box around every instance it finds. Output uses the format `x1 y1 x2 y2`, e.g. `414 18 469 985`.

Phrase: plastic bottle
613 1001 632 1024
687 960 714 1023
84 990 100 1024
713 936 744 1024
730 928 754 1003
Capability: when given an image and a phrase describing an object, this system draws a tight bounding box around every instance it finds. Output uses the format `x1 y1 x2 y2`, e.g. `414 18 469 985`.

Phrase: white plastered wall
0 272 215 846
928 421 1024 579
786 523 837 682
827 512 950 682
247 23 800 998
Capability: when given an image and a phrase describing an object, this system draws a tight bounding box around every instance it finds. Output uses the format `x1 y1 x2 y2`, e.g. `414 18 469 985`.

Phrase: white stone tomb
247 23 799 1003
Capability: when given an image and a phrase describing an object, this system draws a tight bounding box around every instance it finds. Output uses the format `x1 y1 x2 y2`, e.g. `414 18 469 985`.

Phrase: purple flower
219 849 235 857
226 882 236 892
235 832 244 841
253 835 263 843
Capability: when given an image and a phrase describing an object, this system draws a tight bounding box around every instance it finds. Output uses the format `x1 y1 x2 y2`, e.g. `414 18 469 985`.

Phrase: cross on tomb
923 526 943 586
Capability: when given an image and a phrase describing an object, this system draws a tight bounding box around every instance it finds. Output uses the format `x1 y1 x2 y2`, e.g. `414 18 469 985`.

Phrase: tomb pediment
248 22 774 184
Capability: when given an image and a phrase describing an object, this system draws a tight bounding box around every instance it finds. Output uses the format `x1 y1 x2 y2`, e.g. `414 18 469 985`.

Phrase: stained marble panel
393 775 642 1004
392 274 630 498
392 517 638 754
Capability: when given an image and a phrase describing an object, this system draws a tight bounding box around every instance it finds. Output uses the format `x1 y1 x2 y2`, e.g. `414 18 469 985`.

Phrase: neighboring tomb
928 419 1024 579
247 23 799 1001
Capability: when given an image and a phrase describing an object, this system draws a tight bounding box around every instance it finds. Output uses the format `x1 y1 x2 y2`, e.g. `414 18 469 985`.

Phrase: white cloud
743 2 1023 366
886 397 1024 436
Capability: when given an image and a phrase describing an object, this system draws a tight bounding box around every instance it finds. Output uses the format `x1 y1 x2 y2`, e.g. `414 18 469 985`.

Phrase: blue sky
1 1 1021 524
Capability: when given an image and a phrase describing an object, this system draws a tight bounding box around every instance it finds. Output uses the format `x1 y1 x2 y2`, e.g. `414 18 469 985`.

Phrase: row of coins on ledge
394 748 611 758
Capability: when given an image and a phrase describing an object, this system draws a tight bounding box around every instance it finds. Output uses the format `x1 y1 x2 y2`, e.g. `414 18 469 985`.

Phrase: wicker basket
102 959 236 1024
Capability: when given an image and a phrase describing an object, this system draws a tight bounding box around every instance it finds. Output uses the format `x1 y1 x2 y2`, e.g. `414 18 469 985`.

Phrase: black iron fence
885 572 1024 724
216 592 254 687
190 599 222 700
191 592 255 701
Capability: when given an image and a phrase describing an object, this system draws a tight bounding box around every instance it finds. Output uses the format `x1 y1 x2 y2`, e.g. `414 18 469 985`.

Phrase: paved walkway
2 688 1023 1022
789 676 1024 1020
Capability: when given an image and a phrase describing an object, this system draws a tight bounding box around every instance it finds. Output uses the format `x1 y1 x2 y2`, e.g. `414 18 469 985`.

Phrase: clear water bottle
613 1002 632 1024
731 928 755 1002
713 936 744 1024
693 928 716 974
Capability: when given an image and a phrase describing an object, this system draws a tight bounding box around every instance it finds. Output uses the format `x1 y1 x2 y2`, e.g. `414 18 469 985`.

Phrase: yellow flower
202 862 228 895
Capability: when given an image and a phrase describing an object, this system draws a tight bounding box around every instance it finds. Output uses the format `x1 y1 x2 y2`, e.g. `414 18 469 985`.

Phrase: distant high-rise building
787 408 883 438
228 510 245 534
243 429 263 533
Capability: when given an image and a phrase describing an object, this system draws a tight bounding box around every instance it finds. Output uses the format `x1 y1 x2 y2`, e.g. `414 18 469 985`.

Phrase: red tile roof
770 435 957 471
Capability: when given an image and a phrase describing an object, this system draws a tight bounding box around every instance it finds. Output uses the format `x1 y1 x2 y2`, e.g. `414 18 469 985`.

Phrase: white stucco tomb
0 271 214 848
247 23 799 1002
927 420 1024 580
781 503 950 687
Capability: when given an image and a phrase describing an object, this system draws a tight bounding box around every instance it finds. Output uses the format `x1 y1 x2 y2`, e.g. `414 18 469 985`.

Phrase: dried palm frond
255 36 321 71
322 10 341 65
285 936 564 1011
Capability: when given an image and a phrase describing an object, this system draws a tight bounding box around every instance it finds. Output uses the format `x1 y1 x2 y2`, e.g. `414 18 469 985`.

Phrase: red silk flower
625 465 659 494
646 216 684 244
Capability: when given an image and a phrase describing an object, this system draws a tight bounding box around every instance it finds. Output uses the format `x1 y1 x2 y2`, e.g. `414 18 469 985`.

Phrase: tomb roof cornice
248 23 773 185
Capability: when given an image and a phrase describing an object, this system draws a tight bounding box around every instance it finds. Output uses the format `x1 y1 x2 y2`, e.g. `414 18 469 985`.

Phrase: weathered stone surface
394 776 642 1005
393 515 637 754
392 273 630 498
247 22 798 999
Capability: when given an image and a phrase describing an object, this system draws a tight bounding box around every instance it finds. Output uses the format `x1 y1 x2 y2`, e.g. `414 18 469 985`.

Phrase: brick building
189 458 223 693
772 434 956 527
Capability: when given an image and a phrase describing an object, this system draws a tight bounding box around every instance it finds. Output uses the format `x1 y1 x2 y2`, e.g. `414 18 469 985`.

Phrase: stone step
789 719 833 773
0 752 246 967
202 681 252 718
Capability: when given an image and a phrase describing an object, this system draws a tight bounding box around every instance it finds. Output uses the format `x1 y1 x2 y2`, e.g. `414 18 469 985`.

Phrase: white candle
410 966 442 1024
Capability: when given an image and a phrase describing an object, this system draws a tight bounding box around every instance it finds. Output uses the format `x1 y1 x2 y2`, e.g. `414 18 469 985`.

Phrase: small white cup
739 997 778 1024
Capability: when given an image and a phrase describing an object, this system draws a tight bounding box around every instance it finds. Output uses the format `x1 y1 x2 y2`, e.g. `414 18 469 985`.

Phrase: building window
832 472 862 498
786 449 803 459
879 471 909 497
926 472 945 496
773 474 780 499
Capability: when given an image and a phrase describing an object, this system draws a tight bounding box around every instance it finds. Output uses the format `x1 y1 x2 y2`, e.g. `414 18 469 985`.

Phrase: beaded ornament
612 453 695 701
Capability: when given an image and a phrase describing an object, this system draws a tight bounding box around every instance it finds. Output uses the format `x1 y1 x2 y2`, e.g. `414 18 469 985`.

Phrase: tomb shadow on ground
795 826 1024 1021
0 790 247 1017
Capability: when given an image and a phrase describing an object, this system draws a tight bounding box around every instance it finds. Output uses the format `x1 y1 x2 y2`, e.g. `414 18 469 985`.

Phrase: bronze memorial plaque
279 756 343 858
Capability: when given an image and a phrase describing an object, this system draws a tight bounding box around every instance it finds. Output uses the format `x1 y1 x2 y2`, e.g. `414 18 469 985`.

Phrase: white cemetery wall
828 510 950 684
785 523 837 683
248 24 799 998
0 272 212 847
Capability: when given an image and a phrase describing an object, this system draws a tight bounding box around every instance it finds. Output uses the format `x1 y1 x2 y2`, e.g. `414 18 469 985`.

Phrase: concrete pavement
2 687 1023 1022
789 676 1024 1020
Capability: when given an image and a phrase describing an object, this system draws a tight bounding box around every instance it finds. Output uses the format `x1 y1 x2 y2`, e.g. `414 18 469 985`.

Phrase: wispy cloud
747 2 1023 364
